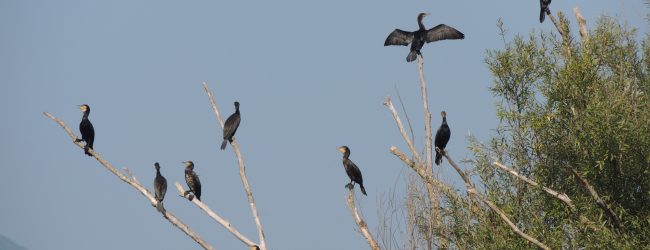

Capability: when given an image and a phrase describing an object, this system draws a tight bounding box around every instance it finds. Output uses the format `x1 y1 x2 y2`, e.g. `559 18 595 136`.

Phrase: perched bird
384 13 464 62
183 161 202 201
539 0 552 23
153 162 168 212
434 111 451 165
74 104 95 156
221 101 241 150
338 146 367 196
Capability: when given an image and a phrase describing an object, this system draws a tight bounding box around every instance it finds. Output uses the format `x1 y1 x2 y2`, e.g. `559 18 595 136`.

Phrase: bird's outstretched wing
384 29 414 46
424 24 464 43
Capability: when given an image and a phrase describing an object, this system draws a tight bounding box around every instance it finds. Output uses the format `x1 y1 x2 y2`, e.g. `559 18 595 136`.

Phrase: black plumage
184 161 202 201
384 13 464 62
434 111 451 165
221 101 241 150
338 146 367 196
74 104 95 156
153 162 168 212
539 0 552 23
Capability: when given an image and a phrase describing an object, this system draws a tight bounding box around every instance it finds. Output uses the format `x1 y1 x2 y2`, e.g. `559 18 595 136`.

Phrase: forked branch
175 182 258 247
203 83 267 250
43 112 214 250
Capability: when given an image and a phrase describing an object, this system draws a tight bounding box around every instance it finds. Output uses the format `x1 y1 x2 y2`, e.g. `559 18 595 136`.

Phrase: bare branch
417 55 434 170
384 97 425 167
202 83 268 250
443 152 550 250
493 161 574 209
568 166 623 231
548 11 572 56
175 182 258 247
43 112 215 250
573 6 589 43
346 189 380 250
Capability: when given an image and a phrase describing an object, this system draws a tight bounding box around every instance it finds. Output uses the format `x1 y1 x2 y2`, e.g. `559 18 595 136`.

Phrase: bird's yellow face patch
79 105 88 112
338 146 346 153
441 111 446 118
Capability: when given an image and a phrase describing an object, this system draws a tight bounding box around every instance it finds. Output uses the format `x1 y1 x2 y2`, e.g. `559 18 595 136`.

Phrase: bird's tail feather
407 50 418 62
435 152 442 165
156 201 165 213
84 145 92 156
539 8 546 23
360 184 367 196
220 139 227 150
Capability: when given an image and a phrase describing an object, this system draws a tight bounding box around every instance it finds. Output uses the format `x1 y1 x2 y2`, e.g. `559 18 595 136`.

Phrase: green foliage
471 15 650 249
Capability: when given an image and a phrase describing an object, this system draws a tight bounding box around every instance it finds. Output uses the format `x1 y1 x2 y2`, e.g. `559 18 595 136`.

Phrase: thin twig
394 85 415 142
175 182 258 247
443 152 550 250
346 189 380 250
43 112 214 250
493 161 574 209
202 83 267 250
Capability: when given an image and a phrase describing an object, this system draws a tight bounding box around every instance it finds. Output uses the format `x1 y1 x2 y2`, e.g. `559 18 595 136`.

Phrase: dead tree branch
202 83 267 250
548 11 572 57
175 182 258 247
573 7 589 43
493 161 574 209
346 189 381 250
417 55 434 170
568 166 623 231
443 152 550 250
384 97 424 167
43 112 214 250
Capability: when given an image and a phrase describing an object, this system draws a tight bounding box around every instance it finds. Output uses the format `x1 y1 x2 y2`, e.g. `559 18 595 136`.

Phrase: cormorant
74 104 95 156
338 146 367 196
153 162 168 212
539 0 552 23
434 111 451 165
221 101 241 150
384 13 464 62
183 161 202 201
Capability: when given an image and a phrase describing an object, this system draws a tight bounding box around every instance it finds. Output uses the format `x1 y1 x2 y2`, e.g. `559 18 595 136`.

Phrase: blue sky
1 1 646 249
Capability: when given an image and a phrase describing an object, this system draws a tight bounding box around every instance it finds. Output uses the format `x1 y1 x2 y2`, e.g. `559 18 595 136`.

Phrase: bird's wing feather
384 29 414 46
424 24 465 43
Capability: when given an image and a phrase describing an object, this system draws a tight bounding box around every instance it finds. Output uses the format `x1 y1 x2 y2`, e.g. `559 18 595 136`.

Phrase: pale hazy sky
1 1 646 249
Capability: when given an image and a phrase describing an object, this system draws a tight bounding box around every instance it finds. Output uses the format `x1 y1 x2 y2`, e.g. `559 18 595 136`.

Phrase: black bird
74 104 95 156
539 0 552 23
434 111 451 165
221 101 241 150
183 161 202 201
384 13 464 62
153 162 168 212
338 146 367 196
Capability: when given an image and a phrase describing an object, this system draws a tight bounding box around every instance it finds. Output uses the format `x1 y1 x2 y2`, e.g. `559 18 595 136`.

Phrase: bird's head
441 111 446 119
418 13 430 20
338 146 350 154
234 101 240 109
183 161 194 170
155 162 160 171
78 104 90 112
